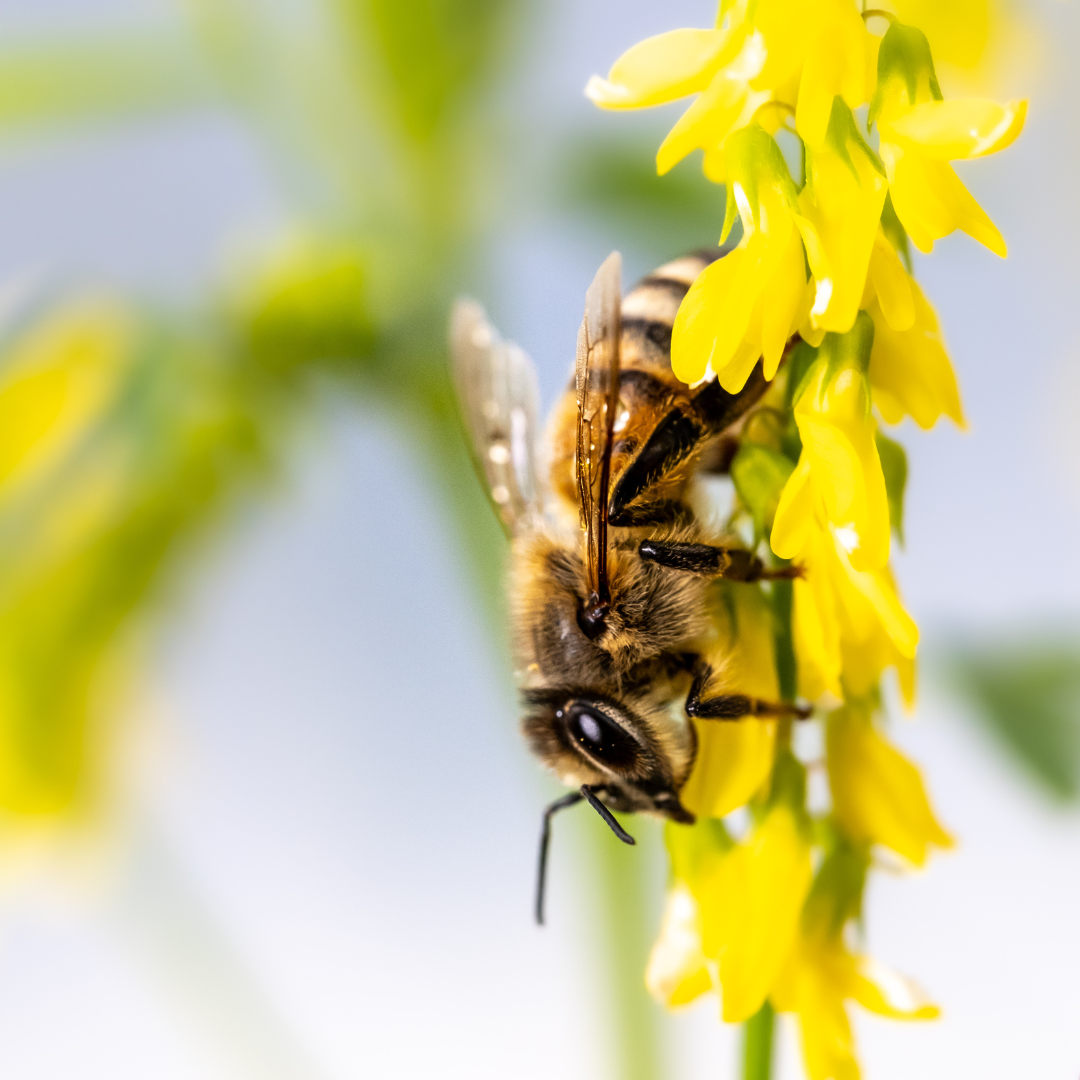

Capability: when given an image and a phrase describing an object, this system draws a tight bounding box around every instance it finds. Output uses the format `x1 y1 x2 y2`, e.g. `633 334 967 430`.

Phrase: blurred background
0 0 1076 1078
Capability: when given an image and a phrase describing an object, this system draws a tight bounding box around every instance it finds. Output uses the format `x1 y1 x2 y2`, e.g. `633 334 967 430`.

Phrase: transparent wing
575 251 622 607
450 299 542 536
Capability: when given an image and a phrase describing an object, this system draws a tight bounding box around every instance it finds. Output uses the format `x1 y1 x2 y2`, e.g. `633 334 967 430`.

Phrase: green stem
742 1001 775 1080
586 814 664 1080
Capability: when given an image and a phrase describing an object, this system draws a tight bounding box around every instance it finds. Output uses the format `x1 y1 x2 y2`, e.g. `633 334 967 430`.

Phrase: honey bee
452 251 807 923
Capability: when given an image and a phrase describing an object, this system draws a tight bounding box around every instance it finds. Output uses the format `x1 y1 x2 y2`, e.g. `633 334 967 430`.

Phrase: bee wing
450 298 542 536
575 251 622 604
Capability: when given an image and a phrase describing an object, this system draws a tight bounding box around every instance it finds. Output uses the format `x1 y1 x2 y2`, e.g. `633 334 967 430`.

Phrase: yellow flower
672 125 812 389
772 316 890 572
788 522 918 703
0 302 135 816
774 934 940 1080
680 583 778 819
868 277 966 429
772 841 940 1080
750 0 877 148
798 101 888 335
827 703 952 865
860 225 915 333
706 799 812 1021
584 15 769 183
651 757 812 1022
871 22 1026 255
645 879 713 1007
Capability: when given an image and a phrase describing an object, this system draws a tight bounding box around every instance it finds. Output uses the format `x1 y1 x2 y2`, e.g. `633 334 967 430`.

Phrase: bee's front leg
638 539 802 582
684 664 811 721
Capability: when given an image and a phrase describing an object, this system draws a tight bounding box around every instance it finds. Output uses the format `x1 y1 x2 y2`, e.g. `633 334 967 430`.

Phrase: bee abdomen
619 252 718 377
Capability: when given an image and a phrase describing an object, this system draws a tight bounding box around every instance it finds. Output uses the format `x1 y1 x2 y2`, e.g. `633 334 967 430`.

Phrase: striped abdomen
548 251 770 527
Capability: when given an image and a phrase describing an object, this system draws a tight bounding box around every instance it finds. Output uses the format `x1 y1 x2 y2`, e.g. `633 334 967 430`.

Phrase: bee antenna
535 790 584 926
580 784 637 846
534 786 637 927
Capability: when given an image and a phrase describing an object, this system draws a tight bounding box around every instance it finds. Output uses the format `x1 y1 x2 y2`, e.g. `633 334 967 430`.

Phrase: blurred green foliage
948 639 1080 800
559 134 733 266
0 0 517 816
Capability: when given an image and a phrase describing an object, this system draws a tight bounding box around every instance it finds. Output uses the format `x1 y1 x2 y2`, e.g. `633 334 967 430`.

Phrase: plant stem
586 814 664 1080
742 1001 775 1080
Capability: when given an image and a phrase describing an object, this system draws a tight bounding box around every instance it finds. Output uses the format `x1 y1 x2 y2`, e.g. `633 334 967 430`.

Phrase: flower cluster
589 4 1021 1077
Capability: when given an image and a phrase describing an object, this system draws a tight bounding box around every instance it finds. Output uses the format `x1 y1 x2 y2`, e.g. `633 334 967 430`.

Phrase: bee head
520 689 695 823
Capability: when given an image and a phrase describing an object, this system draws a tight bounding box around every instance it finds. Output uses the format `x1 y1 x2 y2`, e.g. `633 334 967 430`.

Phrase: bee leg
685 665 812 721
638 539 803 582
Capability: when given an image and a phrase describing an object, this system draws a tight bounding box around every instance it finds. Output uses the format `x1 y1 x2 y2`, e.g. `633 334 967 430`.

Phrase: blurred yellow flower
671 125 812 389
646 879 713 1007
773 842 940 1080
774 933 939 1080
827 704 952 865
650 757 812 1022
706 799 812 1022
772 316 890 572
860 226 915 333
788 522 918 704
868 278 966 429
871 22 1026 255
0 302 134 816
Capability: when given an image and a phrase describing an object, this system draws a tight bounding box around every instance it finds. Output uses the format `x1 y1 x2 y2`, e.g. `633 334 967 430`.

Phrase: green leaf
948 641 1080 800
875 431 907 544
731 442 795 538
869 21 942 127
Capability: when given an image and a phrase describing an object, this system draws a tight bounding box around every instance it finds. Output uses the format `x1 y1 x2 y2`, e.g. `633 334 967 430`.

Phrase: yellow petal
760 225 809 377
868 280 965 429
657 71 750 176
799 104 888 334
881 142 1007 257
887 98 1027 160
751 0 814 93
705 806 812 1022
775 939 861 1080
852 956 941 1020
865 229 915 332
771 453 814 560
793 561 843 701
827 705 952 865
795 3 873 148
645 882 714 1006
0 304 131 497
795 347 891 571
892 0 989 69
679 584 779 817
681 720 776 819
585 28 735 109
672 250 741 384
833 541 919 658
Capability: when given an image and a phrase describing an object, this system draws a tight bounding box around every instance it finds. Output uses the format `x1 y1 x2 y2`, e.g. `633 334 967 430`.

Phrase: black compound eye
564 703 640 769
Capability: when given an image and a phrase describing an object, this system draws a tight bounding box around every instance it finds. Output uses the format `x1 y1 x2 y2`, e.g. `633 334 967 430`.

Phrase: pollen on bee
492 485 510 503
489 444 511 464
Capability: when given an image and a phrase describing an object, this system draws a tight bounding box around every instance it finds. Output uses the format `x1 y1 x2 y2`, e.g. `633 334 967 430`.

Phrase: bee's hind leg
638 539 802 582
685 664 812 721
